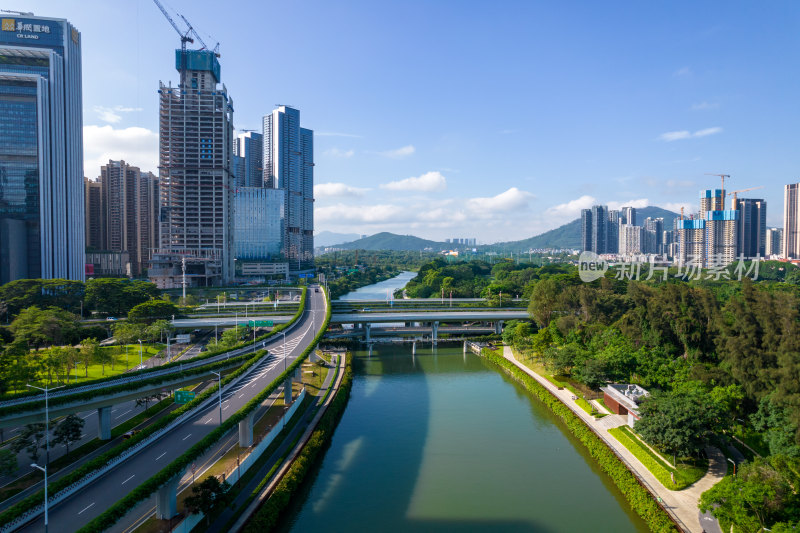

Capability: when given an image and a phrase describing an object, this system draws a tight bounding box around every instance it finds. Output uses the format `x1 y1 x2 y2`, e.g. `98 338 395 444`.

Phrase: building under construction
150 49 235 288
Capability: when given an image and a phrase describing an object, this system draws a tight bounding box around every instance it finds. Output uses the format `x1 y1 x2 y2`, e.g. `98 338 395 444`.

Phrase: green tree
11 423 46 464
53 414 84 455
184 475 232 525
528 278 561 328
84 278 159 316
635 389 719 465
127 300 179 324
700 455 800 531
9 306 79 349
79 338 102 377
0 448 16 477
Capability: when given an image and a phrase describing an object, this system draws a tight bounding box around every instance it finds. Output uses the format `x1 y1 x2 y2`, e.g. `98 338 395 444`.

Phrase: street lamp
138 339 143 368
211 371 222 424
30 463 48 533
727 457 737 476
26 384 64 465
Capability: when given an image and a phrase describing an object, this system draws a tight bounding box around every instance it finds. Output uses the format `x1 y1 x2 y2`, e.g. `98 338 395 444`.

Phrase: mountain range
319 206 680 252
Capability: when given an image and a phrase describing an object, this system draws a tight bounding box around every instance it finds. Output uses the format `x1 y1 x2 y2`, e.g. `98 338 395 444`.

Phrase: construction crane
727 186 764 209
705 173 731 194
178 14 220 57
1 9 34 15
152 0 194 78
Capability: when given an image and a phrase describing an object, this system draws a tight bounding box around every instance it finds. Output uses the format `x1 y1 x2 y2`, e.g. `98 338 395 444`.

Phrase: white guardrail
0 338 268 409
0 349 275 533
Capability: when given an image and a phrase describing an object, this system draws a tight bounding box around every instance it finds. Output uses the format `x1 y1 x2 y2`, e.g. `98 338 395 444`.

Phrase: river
280 274 649 532
337 270 416 301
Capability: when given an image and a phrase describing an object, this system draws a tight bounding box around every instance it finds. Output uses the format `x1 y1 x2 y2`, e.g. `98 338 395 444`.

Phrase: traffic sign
174 390 196 404
249 320 274 327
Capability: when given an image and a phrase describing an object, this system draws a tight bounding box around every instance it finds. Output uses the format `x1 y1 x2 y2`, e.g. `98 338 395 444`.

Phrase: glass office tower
233 187 284 260
0 16 85 283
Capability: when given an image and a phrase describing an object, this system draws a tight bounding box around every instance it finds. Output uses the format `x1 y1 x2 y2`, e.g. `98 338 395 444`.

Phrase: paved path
502 346 726 533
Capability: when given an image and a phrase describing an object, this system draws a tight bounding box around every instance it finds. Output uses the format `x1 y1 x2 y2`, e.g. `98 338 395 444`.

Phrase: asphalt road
17 288 326 533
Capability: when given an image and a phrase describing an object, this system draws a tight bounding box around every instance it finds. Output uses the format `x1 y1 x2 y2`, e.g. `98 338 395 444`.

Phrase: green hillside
487 206 680 251
336 232 446 251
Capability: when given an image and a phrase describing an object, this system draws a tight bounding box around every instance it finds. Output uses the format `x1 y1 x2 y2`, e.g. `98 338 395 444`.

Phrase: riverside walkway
501 346 725 533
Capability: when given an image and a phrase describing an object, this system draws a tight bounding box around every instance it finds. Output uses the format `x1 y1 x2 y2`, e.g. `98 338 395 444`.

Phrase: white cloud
693 126 723 137
314 182 369 198
322 148 354 158
466 187 534 212
607 198 649 211
316 203 409 224
691 101 719 111
545 195 596 218
83 124 158 175
658 126 723 142
664 202 694 214
673 66 691 77
381 171 446 192
316 132 362 138
92 105 142 124
378 145 415 159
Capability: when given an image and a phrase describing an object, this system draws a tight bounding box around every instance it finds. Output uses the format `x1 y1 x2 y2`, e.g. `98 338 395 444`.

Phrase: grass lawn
608 426 707 490
3 343 165 396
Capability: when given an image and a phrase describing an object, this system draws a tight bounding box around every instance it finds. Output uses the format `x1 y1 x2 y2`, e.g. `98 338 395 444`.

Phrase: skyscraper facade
783 183 800 260
263 106 314 269
734 198 766 258
607 210 620 254
580 208 592 252
233 131 262 188
590 205 607 254
619 224 643 255
766 228 783 257
154 50 235 287
621 206 636 226
233 187 284 261
643 217 664 254
84 178 103 250
0 15 84 284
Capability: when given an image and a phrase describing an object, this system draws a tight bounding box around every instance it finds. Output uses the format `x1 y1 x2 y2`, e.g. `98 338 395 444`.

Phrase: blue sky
22 0 800 242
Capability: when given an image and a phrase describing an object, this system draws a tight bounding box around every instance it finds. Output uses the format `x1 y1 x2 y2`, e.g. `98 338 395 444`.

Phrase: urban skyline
15 0 799 242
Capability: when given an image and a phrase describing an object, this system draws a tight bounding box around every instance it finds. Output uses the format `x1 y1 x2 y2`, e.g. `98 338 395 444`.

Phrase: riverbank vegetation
315 250 433 299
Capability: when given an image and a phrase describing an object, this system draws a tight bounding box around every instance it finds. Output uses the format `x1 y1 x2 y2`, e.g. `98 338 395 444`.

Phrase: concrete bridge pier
412 341 416 355
156 469 184 519
284 376 294 405
239 411 255 447
432 321 439 345
97 406 112 440
494 320 505 335
364 323 372 342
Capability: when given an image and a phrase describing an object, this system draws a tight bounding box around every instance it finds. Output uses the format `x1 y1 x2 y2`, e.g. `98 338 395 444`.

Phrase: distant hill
335 232 446 251
315 231 361 247
488 206 680 251
322 206 680 253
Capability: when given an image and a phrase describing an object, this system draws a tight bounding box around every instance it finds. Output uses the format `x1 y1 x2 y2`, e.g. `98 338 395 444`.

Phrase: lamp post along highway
138 339 143 368
74 361 82 384
211 371 222 424
31 463 48 532
26 383 64 465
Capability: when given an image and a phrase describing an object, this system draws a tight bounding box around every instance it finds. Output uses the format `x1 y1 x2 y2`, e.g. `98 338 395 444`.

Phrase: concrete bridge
329 310 530 343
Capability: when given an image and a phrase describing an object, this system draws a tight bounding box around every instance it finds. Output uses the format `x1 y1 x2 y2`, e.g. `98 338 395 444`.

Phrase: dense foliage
316 250 433 299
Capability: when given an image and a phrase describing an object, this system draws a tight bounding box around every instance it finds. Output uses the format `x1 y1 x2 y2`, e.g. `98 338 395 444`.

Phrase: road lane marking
238 393 244 398
122 474 135 485
156 452 167 460
115 409 132 419
223 405 229 411
78 502 96 515
182 433 192 441
205 417 213 424
81 413 94 419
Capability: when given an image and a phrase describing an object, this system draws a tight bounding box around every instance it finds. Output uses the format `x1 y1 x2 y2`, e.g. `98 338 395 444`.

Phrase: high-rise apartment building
643 217 664 254
607 210 620 254
153 50 235 287
766 228 783 257
705 210 739 265
621 206 636 226
784 183 800 259
590 205 607 254
678 190 739 266
619 224 643 255
677 218 705 265
84 178 103 250
0 15 84 284
263 106 314 270
233 131 263 188
733 198 766 258
700 189 725 213
581 209 592 252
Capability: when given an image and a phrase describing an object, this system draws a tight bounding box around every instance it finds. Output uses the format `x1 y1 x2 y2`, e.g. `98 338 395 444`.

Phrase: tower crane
705 173 730 195
726 186 764 209
177 14 220 57
152 0 193 79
